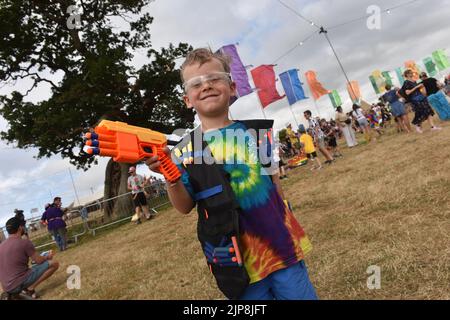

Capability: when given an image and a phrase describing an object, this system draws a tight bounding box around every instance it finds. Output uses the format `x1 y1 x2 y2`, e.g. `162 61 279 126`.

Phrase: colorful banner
219 44 253 98
279 69 307 105
404 61 421 81
423 57 437 77
305 70 330 100
381 71 393 87
328 90 342 109
251 65 285 108
432 49 450 71
369 75 380 94
347 80 361 102
371 70 386 94
395 67 405 86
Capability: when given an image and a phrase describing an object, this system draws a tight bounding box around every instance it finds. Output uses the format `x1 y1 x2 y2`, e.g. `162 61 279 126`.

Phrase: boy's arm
145 148 195 215
165 179 195 214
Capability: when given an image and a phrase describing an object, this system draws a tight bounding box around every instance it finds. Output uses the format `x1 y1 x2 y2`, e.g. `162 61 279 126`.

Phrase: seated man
0 217 59 299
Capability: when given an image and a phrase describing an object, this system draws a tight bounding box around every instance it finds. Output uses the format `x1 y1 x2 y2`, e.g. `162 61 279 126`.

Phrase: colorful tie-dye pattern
176 122 312 284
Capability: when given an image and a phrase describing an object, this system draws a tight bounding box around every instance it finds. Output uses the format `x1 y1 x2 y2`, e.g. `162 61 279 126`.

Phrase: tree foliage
0 0 194 169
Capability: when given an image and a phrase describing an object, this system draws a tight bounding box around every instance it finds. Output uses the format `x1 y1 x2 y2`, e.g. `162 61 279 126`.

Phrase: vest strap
193 185 223 201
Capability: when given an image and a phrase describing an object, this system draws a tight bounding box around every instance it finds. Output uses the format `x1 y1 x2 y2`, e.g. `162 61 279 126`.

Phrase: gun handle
157 147 181 183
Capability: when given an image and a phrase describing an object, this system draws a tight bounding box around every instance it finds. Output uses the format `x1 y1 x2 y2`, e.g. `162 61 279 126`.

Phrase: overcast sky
1 0 449 227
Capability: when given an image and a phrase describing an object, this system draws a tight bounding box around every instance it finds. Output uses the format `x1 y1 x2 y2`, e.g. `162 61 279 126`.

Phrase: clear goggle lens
183 72 231 92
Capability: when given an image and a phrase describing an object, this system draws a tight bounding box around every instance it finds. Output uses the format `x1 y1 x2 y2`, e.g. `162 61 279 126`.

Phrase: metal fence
0 181 170 250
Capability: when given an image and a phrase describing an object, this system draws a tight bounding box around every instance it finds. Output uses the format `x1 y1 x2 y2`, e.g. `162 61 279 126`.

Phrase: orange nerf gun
84 120 181 183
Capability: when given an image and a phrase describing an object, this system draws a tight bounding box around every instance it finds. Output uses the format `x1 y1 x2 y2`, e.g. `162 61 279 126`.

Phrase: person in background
378 102 391 128
40 197 68 251
367 107 384 137
0 217 59 299
299 127 322 171
127 166 152 224
420 72 450 121
335 106 358 148
321 119 342 158
273 138 288 180
286 123 301 156
304 110 334 164
420 72 442 97
400 69 441 133
352 104 374 142
382 84 411 133
14 209 29 239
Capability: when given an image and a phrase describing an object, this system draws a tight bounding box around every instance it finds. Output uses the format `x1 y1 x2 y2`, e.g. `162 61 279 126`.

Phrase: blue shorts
391 101 406 117
9 261 50 294
239 260 318 300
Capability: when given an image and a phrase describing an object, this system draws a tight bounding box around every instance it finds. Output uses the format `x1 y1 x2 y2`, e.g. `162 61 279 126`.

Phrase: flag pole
320 27 358 101
304 79 321 118
313 98 321 119
260 104 267 119
255 90 267 119
288 104 300 128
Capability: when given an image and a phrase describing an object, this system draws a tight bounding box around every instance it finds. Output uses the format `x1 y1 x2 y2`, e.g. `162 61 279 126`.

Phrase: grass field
5 119 450 300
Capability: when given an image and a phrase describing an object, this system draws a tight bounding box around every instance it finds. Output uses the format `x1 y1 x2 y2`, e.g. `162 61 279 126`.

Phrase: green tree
0 0 194 218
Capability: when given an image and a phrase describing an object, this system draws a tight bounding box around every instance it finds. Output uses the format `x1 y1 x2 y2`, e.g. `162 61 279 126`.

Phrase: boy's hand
145 147 171 174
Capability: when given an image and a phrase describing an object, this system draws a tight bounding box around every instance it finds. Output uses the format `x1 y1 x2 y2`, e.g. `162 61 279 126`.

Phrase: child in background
321 120 342 158
299 127 322 171
367 109 383 136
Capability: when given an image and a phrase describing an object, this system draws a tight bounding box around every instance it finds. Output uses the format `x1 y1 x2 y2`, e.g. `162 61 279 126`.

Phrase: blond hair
403 69 414 78
180 48 231 82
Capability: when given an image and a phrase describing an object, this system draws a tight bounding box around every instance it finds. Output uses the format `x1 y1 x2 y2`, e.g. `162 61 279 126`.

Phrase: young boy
146 48 317 300
299 127 322 171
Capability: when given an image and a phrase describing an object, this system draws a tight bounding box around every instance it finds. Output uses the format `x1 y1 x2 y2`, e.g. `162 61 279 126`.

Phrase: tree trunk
103 159 134 221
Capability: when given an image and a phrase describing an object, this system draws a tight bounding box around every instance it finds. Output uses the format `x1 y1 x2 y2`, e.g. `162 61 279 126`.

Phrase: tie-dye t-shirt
175 121 312 284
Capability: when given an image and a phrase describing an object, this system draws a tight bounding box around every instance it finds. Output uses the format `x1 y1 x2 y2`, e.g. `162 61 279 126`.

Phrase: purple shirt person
41 197 68 251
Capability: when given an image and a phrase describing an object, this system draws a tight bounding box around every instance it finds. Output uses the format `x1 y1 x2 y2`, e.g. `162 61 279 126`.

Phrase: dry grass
6 118 450 300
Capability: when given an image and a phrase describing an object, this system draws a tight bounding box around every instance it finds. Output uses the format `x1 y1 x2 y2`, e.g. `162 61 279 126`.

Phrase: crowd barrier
0 181 170 251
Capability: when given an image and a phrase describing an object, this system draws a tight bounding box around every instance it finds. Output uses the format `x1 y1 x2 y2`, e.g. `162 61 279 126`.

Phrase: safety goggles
183 72 231 92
